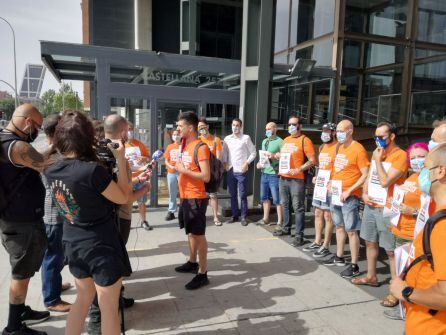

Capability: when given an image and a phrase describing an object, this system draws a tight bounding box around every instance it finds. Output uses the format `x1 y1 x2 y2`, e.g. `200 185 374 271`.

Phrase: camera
97 139 120 173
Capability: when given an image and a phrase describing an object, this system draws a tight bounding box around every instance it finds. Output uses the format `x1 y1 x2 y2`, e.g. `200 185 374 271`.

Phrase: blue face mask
288 125 298 135
418 168 433 195
429 140 440 151
321 132 332 143
375 137 388 149
336 131 347 143
266 130 273 138
410 158 425 173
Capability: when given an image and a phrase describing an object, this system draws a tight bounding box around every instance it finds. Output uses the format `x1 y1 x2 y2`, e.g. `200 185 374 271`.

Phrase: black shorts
0 219 47 280
178 198 208 236
118 218 131 246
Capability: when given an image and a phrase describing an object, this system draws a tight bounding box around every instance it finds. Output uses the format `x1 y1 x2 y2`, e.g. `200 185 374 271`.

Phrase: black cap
322 123 336 131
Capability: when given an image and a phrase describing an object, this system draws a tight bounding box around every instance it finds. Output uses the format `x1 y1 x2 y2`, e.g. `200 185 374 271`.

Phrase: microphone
144 149 164 171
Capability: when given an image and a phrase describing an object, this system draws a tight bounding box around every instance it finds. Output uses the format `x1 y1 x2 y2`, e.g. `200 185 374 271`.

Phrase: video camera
96 139 120 175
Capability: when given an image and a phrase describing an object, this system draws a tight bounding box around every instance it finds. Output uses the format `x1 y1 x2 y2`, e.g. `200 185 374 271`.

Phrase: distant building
0 91 12 101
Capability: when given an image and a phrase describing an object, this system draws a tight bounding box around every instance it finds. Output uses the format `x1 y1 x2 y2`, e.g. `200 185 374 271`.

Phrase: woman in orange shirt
384 142 428 317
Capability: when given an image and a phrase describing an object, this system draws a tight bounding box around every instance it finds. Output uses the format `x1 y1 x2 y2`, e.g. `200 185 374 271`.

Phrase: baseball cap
322 123 336 131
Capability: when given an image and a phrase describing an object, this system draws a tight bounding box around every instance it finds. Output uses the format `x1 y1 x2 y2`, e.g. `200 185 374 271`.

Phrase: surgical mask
172 135 179 142
321 132 332 143
232 126 240 134
199 128 208 136
410 158 425 173
337 131 347 144
127 131 134 140
288 125 298 135
375 137 388 149
418 168 433 195
265 130 273 138
429 140 440 151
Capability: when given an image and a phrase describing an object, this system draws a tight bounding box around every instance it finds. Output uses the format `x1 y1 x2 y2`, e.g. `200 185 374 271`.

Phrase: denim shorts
312 195 332 211
330 196 361 232
134 182 148 205
360 205 396 252
260 173 280 205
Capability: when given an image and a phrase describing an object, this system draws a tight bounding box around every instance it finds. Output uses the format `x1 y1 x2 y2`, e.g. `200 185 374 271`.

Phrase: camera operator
0 104 50 335
44 110 132 335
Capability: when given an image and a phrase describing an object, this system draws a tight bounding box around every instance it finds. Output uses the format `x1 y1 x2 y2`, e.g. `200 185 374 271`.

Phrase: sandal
351 276 379 287
214 219 222 226
380 294 399 308
256 219 269 226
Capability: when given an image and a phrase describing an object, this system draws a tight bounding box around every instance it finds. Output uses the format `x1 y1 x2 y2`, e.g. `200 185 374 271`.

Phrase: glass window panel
413 59 446 92
312 39 333 67
275 0 290 52
313 80 331 125
182 1 190 42
366 43 404 68
343 40 362 69
417 1 446 44
338 74 360 123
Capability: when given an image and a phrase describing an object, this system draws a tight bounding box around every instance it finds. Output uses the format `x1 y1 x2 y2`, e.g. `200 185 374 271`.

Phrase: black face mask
27 126 39 143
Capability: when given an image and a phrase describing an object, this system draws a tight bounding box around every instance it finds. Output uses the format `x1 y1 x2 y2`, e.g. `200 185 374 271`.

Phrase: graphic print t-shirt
44 159 114 226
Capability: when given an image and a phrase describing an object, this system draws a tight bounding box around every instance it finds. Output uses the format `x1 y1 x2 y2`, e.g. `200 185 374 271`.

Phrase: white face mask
127 131 134 140
288 125 298 135
172 135 180 143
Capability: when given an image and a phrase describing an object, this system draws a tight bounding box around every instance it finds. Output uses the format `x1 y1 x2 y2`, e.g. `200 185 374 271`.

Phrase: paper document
367 161 391 206
331 180 343 206
313 169 331 203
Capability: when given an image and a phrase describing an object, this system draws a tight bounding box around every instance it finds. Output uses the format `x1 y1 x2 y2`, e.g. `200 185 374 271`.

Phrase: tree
0 98 15 120
40 84 83 117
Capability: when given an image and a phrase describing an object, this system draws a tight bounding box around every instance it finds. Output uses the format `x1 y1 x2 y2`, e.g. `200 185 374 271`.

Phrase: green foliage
0 98 15 119
40 83 83 116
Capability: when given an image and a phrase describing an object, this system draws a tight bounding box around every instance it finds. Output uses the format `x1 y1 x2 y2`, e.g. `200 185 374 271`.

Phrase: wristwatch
402 286 414 303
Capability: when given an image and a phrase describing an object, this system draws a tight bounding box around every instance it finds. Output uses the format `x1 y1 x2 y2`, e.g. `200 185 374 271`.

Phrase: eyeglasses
14 115 42 129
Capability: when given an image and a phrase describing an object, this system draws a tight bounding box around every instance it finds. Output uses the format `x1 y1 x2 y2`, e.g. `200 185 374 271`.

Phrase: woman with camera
44 110 132 335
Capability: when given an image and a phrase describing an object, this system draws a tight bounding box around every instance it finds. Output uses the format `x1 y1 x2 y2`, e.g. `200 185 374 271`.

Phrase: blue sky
0 0 83 99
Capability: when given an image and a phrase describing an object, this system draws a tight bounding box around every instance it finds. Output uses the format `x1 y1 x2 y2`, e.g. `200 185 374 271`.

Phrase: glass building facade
271 0 446 129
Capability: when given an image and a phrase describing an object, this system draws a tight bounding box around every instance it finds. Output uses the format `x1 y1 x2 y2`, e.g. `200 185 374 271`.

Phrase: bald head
432 123 446 144
104 114 129 141
428 143 446 167
337 120 353 131
6 104 42 140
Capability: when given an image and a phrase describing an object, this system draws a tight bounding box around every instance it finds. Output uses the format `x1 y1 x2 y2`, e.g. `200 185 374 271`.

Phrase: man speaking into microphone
174 111 211 290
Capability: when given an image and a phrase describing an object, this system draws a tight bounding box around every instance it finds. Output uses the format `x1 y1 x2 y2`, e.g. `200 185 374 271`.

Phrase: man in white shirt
221 118 256 226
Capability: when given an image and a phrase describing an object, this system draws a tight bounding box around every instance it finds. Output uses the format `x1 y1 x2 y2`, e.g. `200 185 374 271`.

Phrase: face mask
172 135 179 142
265 130 273 138
232 126 240 134
288 125 298 135
375 137 388 149
418 168 433 195
321 132 332 143
26 125 39 143
429 140 440 151
199 128 208 136
337 131 347 144
410 158 425 173
127 131 134 140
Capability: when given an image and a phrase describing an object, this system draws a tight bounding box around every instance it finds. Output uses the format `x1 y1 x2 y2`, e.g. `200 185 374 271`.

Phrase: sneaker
165 212 175 221
313 247 331 258
290 236 305 247
273 230 291 236
341 263 360 278
122 296 135 309
323 255 346 266
226 217 239 224
175 261 199 274
241 218 249 226
141 221 153 231
383 306 403 321
20 306 50 325
87 305 101 335
2 323 47 335
47 300 71 313
185 272 209 290
302 242 321 252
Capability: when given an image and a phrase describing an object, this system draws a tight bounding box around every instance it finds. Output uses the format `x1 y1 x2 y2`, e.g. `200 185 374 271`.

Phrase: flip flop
214 220 222 226
380 294 399 307
351 276 379 287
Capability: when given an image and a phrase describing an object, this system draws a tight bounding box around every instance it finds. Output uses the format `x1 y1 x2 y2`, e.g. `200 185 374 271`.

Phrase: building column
180 0 197 55
239 0 274 205
96 59 110 119
134 0 152 51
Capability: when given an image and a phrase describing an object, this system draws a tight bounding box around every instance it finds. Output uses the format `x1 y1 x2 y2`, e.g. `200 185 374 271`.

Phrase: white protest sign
279 152 291 174
414 194 431 238
259 150 271 168
389 186 406 226
313 169 331 203
367 160 391 206
331 180 343 206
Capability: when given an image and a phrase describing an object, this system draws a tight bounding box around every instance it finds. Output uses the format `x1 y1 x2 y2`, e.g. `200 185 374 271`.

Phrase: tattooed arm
10 141 45 172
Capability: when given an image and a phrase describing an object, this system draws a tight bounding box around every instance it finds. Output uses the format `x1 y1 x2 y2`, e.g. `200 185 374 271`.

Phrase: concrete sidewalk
0 209 404 334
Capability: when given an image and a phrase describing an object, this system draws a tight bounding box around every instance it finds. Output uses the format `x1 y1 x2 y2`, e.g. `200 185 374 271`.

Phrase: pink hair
406 142 429 162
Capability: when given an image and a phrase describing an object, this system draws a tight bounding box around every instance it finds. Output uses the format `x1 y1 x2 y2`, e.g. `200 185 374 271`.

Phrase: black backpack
194 141 223 193
401 209 446 316
301 135 316 185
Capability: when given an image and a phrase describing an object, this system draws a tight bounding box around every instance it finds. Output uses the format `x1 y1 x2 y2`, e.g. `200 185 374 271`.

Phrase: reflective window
345 0 408 39
338 74 360 123
275 0 291 52
366 43 404 68
343 40 361 69
289 40 333 67
418 1 446 45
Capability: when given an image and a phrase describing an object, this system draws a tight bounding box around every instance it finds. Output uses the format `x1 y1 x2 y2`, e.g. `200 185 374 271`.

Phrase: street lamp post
0 16 18 109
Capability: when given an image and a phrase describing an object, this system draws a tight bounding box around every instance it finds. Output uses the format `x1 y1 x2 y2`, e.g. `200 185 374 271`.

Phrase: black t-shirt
44 159 114 226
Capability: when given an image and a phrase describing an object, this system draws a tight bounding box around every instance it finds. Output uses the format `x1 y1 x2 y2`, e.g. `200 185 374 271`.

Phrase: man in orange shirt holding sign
354 122 408 300
273 116 316 247
174 112 211 290
390 144 446 335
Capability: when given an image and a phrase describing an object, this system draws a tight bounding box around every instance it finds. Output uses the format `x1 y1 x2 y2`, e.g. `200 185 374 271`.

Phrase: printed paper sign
170 149 179 163
279 152 291 174
259 150 271 168
414 194 431 238
367 160 391 206
395 242 412 320
331 180 343 206
387 186 406 226
313 169 331 203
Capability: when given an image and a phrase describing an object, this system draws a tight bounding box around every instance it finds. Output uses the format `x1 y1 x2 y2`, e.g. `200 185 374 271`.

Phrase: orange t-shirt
404 208 446 335
331 141 370 197
164 142 180 174
371 146 408 208
200 135 222 157
178 139 210 199
391 173 420 240
318 141 338 172
279 135 316 180
125 139 151 177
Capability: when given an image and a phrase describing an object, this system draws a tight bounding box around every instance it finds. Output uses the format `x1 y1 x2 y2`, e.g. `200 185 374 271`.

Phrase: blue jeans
167 172 179 213
260 173 280 205
41 224 64 307
227 169 248 219
279 178 305 236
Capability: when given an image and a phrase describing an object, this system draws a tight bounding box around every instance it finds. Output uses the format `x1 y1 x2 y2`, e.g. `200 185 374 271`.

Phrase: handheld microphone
144 149 164 171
